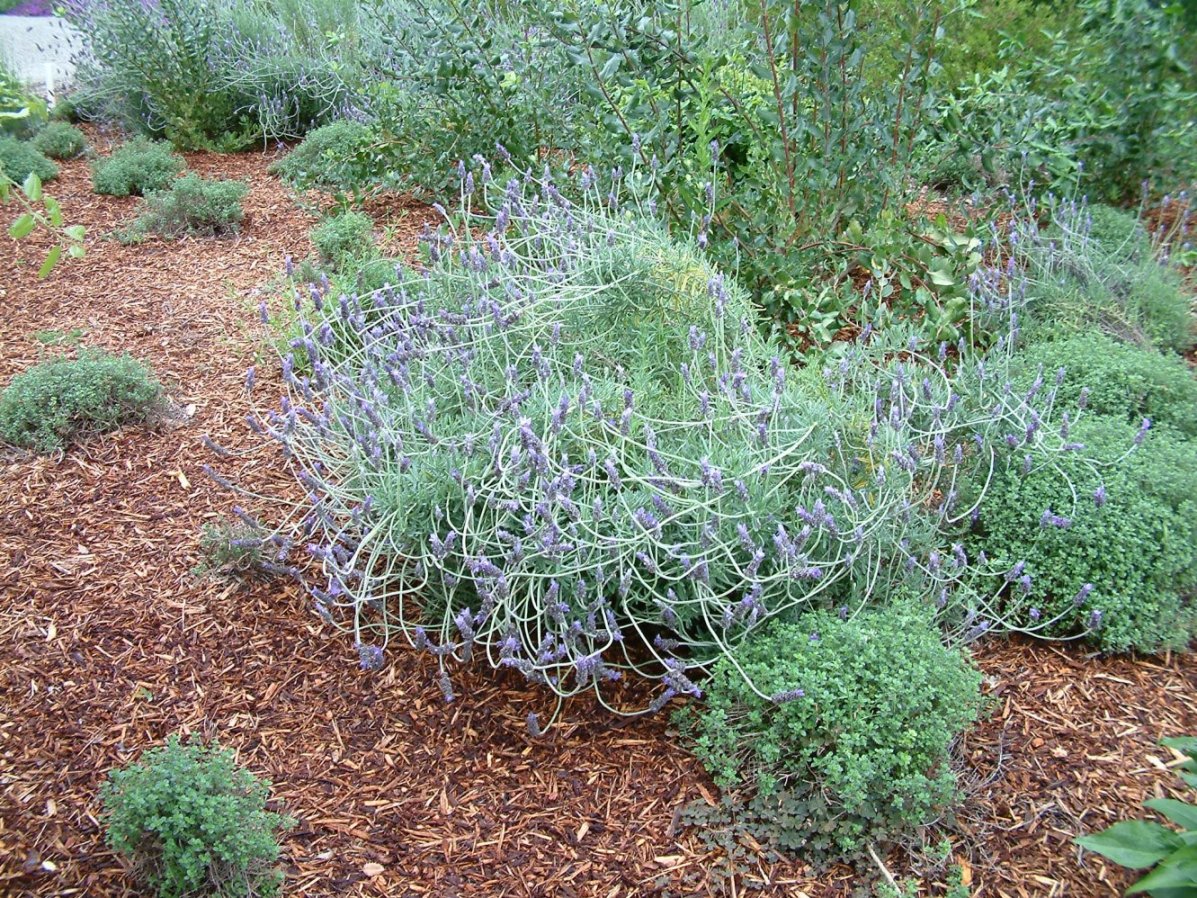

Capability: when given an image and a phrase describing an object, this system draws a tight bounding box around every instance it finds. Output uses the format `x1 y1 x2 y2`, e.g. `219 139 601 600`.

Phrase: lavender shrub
237 161 1113 723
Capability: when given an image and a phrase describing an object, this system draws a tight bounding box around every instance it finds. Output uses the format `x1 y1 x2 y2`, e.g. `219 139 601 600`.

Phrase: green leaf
9 213 35 240
44 196 62 228
64 225 86 242
1146 799 1197 831
1078 821 1184 869
38 245 62 279
68 244 86 259
929 268 956 287
22 172 42 202
1126 846 1197 894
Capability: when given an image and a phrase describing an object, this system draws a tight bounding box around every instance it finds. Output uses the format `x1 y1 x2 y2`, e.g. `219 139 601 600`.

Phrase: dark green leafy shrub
92 138 184 197
269 121 389 197
32 122 88 160
1076 735 1197 896
310 209 374 268
120 174 248 243
0 351 163 451
1014 334 1197 437
0 136 58 184
971 417 1197 653
101 736 292 898
0 62 48 138
681 606 982 862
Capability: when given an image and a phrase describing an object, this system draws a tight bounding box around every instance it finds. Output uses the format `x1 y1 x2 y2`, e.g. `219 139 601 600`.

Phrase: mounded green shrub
0 135 58 183
269 120 384 195
971 416 1197 653
681 605 982 862
1014 333 1197 437
92 137 184 197
101 736 292 898
32 122 89 160
1083 203 1150 263
0 351 164 451
120 174 249 243
310 209 375 268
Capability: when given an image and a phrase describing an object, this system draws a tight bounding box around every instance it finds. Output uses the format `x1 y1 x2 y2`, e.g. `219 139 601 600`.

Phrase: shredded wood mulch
1 140 1195 897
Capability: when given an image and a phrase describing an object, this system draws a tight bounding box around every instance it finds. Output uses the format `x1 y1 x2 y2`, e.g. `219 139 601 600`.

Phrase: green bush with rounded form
0 351 163 451
92 137 184 197
101 736 293 898
0 135 58 184
32 122 88 160
682 606 982 862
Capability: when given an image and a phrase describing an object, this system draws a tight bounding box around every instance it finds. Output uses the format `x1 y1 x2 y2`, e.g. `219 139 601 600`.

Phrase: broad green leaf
38 245 62 279
64 225 86 242
22 172 42 202
1126 846 1197 894
44 196 62 228
68 244 85 259
1077 821 1183 868
9 213 35 239
1146 799 1197 831
929 269 956 287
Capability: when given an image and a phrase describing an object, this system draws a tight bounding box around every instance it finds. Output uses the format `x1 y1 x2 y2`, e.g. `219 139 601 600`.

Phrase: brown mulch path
0 144 1194 898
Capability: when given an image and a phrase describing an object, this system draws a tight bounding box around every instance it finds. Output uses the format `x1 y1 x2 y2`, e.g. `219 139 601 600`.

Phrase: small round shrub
92 137 184 197
971 416 1197 653
101 736 292 898
0 135 57 183
682 605 982 862
121 174 248 243
0 351 163 451
269 120 384 195
310 209 375 268
31 122 88 160
1014 333 1197 437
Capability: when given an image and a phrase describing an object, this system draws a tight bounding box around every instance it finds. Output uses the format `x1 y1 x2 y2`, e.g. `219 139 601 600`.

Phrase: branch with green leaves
3 172 85 278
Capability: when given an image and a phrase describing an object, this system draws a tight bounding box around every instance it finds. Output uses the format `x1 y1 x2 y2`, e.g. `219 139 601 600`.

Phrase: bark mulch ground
0 142 1194 898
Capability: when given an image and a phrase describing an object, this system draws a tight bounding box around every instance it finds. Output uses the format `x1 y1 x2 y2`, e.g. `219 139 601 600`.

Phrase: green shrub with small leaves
0 136 58 184
970 416 1197 653
1014 334 1197 438
681 606 982 863
32 122 88 160
269 120 390 198
0 351 163 451
1076 735 1197 896
197 518 276 579
310 209 374 268
92 137 184 197
120 174 248 243
101 736 292 898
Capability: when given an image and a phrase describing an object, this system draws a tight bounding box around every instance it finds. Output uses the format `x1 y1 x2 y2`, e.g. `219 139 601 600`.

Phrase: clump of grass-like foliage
101 735 293 898
92 137 184 197
232 161 1108 726
0 350 163 451
196 507 296 580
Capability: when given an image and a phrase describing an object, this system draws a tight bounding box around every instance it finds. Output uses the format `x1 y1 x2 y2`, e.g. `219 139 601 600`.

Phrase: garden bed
0 144 1194 898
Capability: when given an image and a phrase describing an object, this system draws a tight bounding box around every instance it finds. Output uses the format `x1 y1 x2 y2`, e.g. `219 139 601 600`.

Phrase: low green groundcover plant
32 122 88 160
120 174 248 243
0 135 58 184
310 208 374 268
1012 333 1197 438
101 736 293 898
92 137 184 197
269 120 388 197
969 416 1197 654
1076 735 1197 896
0 351 163 451
680 605 983 862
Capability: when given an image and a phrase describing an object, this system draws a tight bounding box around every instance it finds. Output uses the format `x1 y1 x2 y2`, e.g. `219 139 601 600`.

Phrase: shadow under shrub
969 416 1197 653
679 605 982 863
120 174 249 243
101 735 292 898
92 137 184 197
0 350 164 451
